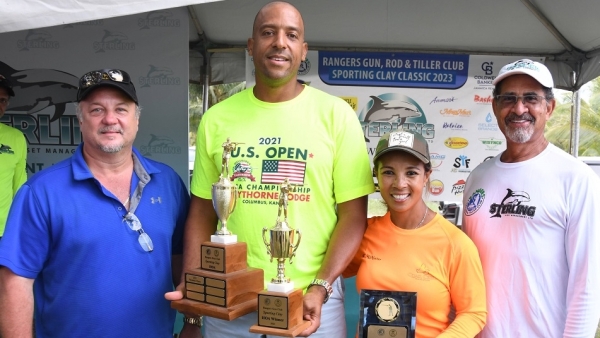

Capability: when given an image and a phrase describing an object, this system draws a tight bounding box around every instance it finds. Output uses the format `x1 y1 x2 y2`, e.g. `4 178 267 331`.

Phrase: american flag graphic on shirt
261 160 306 185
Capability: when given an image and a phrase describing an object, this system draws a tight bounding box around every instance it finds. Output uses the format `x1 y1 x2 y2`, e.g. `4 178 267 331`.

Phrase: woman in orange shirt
344 130 486 338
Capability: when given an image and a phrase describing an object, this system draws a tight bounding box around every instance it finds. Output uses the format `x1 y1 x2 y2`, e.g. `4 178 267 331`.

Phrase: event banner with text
247 51 543 202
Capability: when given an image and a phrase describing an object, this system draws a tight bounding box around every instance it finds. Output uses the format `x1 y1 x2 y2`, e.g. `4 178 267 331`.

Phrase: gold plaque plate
201 245 225 272
186 275 204 284
257 294 288 329
367 325 408 337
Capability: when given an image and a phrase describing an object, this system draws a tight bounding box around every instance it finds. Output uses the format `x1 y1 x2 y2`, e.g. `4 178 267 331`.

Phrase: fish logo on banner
17 29 59 51
140 134 182 156
138 10 181 29
139 65 181 88
1 61 78 122
93 30 135 53
358 93 434 143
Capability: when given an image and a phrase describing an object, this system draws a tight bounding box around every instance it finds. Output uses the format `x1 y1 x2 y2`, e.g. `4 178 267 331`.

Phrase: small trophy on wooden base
250 178 311 337
171 138 264 320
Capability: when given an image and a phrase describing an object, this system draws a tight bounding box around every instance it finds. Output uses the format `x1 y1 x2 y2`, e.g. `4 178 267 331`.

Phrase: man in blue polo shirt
0 69 189 337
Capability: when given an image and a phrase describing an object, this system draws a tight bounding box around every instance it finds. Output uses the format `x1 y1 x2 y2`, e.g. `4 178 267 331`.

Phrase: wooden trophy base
171 241 264 321
249 288 311 337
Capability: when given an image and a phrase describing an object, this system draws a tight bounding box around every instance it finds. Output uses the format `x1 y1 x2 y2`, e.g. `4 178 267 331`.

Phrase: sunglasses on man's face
79 69 131 89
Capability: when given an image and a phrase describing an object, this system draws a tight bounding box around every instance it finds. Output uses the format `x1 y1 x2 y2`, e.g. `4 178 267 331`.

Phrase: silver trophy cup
212 177 237 236
212 137 241 236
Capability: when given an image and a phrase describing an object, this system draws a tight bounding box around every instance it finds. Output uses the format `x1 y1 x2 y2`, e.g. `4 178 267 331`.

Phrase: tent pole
571 90 581 157
202 53 210 114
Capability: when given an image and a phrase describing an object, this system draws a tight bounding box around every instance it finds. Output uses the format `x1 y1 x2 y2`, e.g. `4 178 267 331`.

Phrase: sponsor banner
0 8 190 187
246 52 542 202
318 51 469 89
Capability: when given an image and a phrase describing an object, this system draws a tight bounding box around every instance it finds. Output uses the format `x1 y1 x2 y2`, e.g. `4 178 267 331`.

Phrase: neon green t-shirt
0 123 27 235
191 85 375 289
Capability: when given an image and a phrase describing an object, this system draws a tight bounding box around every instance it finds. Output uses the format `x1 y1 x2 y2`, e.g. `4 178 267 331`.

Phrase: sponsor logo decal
93 30 135 53
451 179 466 195
479 137 504 150
465 188 485 216
488 188 536 218
139 65 181 87
358 93 434 143
474 94 493 104
429 180 444 196
231 161 256 181
17 30 59 51
430 153 445 169
473 61 495 89
429 96 456 104
442 122 466 131
451 155 471 173
298 58 311 75
444 137 468 149
0 144 15 154
439 108 471 117
478 112 499 131
481 62 494 75
138 10 181 29
140 134 182 156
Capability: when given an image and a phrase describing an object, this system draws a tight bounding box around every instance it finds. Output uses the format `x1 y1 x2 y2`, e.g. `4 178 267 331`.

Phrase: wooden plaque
200 241 248 274
250 288 311 337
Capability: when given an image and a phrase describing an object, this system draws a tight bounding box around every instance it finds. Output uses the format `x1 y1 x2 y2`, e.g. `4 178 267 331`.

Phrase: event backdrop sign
0 8 189 187
246 51 543 203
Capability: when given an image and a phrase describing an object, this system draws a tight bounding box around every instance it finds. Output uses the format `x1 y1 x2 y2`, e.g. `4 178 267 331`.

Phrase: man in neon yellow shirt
166 2 374 337
0 75 27 239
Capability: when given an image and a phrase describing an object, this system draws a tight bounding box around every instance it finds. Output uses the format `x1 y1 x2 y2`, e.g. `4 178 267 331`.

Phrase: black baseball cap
0 74 15 96
77 69 138 104
373 130 430 164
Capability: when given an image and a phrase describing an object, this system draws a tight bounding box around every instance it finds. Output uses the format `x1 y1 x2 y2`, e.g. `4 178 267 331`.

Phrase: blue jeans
204 277 346 338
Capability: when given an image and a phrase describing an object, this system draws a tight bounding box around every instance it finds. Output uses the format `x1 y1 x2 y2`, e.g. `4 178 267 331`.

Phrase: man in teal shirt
0 74 27 239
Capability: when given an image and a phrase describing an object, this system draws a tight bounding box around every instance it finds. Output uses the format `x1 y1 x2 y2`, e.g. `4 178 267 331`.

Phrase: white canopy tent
3 0 600 90
2 0 600 153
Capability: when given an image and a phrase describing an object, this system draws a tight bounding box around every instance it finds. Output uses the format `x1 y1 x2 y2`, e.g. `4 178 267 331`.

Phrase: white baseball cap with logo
492 59 554 88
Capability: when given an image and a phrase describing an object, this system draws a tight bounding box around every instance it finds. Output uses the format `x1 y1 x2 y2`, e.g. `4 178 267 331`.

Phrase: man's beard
504 112 535 143
100 144 124 153
98 127 124 153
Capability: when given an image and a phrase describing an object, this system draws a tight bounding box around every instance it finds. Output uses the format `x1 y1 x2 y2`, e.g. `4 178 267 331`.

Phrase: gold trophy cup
250 178 311 337
171 138 264 321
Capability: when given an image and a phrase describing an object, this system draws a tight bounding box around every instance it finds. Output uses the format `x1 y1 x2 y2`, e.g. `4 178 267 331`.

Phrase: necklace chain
414 208 429 230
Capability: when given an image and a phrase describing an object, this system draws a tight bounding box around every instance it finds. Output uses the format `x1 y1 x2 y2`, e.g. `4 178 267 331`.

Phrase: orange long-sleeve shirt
344 212 486 338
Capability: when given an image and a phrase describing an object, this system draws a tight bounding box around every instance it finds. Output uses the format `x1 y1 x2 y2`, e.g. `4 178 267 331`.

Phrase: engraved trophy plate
257 294 289 329
201 245 225 272
359 290 416 338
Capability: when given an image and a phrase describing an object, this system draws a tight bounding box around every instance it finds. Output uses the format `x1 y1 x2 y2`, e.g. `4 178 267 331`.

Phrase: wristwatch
183 316 203 327
308 279 333 304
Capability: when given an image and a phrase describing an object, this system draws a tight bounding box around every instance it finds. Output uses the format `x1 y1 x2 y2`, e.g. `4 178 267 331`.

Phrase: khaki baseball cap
373 130 430 164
